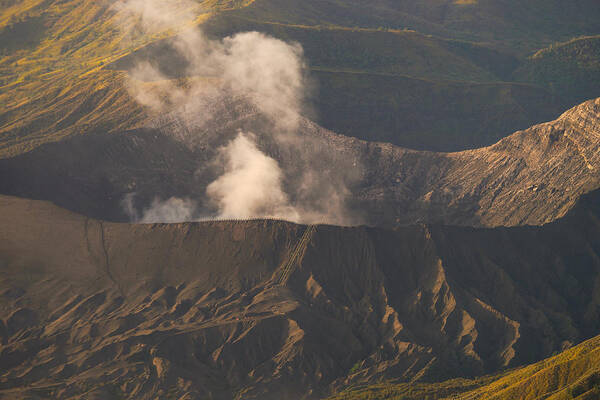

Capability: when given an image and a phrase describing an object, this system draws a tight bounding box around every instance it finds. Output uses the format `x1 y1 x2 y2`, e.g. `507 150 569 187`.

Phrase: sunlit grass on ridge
0 0 249 158
326 334 600 400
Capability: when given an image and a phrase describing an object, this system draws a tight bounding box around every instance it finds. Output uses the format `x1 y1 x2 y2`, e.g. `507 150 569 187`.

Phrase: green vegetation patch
327 335 600 400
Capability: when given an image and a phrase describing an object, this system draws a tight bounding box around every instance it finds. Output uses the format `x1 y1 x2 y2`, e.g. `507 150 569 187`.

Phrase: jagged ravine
1 188 600 399
0 98 599 228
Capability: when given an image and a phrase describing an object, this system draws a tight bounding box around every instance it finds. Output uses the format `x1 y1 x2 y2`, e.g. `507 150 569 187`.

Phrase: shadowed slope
202 0 600 53
513 35 600 106
1 188 600 398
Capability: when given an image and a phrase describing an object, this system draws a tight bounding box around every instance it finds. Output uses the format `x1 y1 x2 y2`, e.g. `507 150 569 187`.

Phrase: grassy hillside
312 70 560 151
201 15 518 82
0 0 142 157
327 334 600 400
513 35 600 105
0 0 227 157
0 0 599 155
204 0 600 53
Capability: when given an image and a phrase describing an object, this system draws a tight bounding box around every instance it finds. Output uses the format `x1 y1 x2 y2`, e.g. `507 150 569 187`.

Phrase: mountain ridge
1 97 599 228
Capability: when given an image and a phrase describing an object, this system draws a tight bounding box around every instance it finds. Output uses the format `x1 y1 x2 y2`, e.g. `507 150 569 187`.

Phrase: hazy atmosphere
1 0 600 398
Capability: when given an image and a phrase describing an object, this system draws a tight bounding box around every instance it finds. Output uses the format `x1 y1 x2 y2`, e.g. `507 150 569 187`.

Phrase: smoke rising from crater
207 132 301 221
116 0 361 225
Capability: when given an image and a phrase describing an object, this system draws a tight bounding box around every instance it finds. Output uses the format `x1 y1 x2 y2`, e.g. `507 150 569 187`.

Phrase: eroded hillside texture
1 189 600 398
2 0 600 399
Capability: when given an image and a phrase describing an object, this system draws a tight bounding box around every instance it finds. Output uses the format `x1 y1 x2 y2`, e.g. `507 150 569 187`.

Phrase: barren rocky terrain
1 186 600 398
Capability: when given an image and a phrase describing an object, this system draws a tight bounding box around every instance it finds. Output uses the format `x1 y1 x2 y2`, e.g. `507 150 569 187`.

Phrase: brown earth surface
1 187 600 398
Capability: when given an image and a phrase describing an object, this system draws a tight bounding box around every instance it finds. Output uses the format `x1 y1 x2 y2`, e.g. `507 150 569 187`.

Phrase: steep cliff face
1 98 599 228
1 190 600 399
355 96 600 227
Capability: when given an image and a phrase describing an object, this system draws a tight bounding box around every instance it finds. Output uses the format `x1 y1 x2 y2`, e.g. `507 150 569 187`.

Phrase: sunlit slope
0 1 132 156
327 334 600 400
0 0 241 158
458 336 600 400
0 69 144 157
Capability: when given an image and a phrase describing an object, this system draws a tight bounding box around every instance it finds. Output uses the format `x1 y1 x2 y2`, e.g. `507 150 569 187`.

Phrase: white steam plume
207 132 300 221
116 0 360 225
218 33 305 132
124 30 307 131
141 197 197 223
